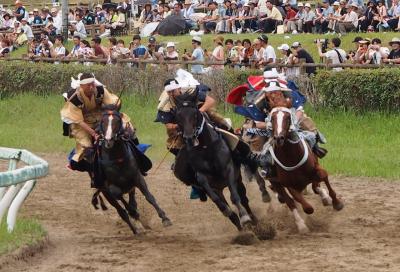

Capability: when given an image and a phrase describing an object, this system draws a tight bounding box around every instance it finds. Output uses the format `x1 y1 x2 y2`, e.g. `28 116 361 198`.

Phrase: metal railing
0 148 49 233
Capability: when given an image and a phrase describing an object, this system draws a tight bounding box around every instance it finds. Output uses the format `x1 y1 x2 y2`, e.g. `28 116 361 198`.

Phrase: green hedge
314 69 400 112
1 61 399 112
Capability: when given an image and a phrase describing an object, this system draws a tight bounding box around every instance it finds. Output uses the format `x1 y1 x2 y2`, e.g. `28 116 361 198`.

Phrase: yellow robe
60 87 131 161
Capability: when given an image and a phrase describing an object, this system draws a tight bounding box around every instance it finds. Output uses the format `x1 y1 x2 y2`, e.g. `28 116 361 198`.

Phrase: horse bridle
99 110 125 142
267 107 309 171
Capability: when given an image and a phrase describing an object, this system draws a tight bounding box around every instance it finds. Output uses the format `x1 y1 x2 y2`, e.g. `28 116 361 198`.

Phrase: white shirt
263 45 276 63
75 20 86 35
21 24 34 39
53 13 62 33
324 48 346 71
54 46 66 56
344 10 358 27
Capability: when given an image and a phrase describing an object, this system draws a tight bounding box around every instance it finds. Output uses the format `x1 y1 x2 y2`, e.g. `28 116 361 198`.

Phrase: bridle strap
194 113 206 137
269 135 309 171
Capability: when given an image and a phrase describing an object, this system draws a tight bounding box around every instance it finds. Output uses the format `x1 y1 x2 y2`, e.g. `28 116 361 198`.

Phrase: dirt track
3 153 400 272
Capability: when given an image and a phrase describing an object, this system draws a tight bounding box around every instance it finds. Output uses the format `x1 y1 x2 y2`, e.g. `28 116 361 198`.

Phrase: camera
314 38 329 53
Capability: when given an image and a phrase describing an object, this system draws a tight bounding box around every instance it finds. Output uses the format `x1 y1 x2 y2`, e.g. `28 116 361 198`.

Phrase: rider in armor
155 69 266 200
60 73 136 188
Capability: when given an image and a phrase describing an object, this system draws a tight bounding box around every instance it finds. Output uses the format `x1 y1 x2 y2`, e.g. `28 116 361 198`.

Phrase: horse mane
102 104 120 112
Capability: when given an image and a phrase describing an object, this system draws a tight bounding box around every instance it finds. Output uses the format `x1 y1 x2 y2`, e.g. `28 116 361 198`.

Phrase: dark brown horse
265 91 344 233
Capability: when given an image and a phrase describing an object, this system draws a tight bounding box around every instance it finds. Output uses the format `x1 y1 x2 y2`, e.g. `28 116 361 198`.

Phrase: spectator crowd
0 0 400 74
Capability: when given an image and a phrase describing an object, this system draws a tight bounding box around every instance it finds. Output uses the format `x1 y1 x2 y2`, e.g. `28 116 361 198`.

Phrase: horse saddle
210 124 240 151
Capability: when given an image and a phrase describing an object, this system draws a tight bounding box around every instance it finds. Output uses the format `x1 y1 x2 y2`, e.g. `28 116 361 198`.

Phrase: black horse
173 92 257 231
92 105 172 234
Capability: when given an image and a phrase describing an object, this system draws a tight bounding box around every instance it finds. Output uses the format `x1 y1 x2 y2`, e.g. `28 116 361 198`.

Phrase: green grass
0 218 46 255
11 32 400 62
1 93 399 179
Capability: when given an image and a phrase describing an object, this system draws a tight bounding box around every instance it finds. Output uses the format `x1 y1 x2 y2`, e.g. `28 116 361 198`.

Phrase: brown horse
265 91 344 233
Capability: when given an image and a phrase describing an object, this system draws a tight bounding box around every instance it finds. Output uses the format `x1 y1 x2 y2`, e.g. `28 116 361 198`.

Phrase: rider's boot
235 140 274 174
70 159 104 188
313 143 328 159
190 186 207 202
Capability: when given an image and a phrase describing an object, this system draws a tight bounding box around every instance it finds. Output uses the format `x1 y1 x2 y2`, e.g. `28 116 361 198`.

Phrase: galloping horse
265 91 344 233
92 105 172 234
173 92 257 231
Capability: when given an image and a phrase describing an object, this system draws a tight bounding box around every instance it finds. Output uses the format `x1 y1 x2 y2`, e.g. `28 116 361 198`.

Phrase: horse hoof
133 220 146 234
322 197 332 206
262 192 271 203
240 215 252 226
303 206 314 214
162 218 173 227
333 201 344 211
297 224 310 234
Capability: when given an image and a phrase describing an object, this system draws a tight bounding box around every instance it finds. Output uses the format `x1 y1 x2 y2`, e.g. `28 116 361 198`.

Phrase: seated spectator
183 0 196 29
258 0 283 33
252 38 265 69
258 34 276 66
225 38 240 68
1 13 13 30
77 40 94 65
314 1 333 34
302 3 316 33
139 3 154 24
28 38 41 57
291 41 316 75
38 36 53 58
209 35 225 70
70 14 87 39
284 3 297 33
95 5 106 24
277 43 300 77
217 0 233 33
336 3 359 34
41 7 51 25
371 38 390 59
374 1 388 29
387 0 400 30
226 1 241 33
164 5 172 17
83 8 96 25
130 34 149 62
116 39 130 58
20 18 34 41
292 3 305 33
239 2 259 33
50 35 66 58
355 39 370 64
0 38 11 57
182 36 205 74
383 37 400 64
328 1 341 33
148 36 164 61
239 38 254 67
91 36 108 59
164 42 179 71
32 9 43 25
200 2 220 33
359 1 378 32
67 35 81 58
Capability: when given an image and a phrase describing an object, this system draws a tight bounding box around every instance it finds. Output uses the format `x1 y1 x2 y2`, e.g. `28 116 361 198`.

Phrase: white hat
263 69 279 79
167 42 175 48
33 8 39 12
304 3 311 8
389 37 400 45
243 3 250 7
291 41 301 48
164 79 181 92
333 1 340 5
351 3 358 8
50 7 58 13
297 2 303 7
277 44 290 51
96 4 102 9
192 36 201 43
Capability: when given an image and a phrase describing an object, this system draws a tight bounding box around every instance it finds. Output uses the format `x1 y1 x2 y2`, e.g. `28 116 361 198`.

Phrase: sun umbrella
156 15 186 36
141 22 159 37
102 2 118 10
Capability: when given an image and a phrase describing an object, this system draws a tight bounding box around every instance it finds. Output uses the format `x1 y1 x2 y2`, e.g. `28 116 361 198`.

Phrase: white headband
164 81 181 92
80 77 95 85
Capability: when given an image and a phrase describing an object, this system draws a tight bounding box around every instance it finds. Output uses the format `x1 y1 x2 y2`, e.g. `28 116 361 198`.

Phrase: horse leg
196 173 242 231
214 189 242 230
101 190 139 235
287 187 314 215
136 176 172 227
255 171 271 203
237 176 258 224
225 166 252 227
318 169 344 211
312 182 332 206
120 192 146 233
273 183 309 233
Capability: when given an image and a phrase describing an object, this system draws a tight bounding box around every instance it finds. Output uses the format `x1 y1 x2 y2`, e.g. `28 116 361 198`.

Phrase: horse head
99 104 124 149
269 106 293 147
174 91 202 148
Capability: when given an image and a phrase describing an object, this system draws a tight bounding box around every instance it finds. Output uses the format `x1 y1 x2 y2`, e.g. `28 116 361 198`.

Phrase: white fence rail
0 147 49 232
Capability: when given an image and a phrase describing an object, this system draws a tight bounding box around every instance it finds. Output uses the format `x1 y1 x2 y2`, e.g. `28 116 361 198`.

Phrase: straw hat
333 1 340 5
213 35 224 44
277 44 290 51
192 36 202 43
389 37 400 45
291 41 301 48
304 3 311 8
167 42 175 48
351 3 358 8
297 2 303 7
184 0 192 5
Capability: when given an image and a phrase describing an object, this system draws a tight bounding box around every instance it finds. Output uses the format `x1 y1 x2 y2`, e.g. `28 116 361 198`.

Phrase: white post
7 180 36 232
0 159 17 200
0 183 23 225
61 0 69 40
